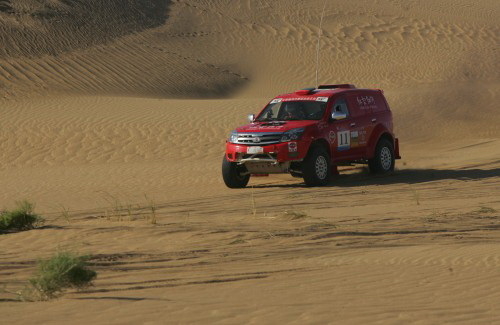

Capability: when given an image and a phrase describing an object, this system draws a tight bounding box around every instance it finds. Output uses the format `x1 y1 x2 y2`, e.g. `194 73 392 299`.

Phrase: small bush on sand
476 206 497 214
282 210 309 220
0 200 43 231
29 252 97 300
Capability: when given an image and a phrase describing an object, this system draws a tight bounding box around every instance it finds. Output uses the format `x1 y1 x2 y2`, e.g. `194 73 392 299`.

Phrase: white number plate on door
247 146 264 154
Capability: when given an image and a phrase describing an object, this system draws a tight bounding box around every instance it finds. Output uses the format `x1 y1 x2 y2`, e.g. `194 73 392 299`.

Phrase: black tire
302 146 331 186
222 155 250 188
368 138 395 174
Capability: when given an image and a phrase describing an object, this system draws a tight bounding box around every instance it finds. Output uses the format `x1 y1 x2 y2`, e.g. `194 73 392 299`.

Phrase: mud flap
395 138 401 159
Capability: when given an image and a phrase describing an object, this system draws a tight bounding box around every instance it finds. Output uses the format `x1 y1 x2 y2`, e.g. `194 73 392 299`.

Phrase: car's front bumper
225 141 309 163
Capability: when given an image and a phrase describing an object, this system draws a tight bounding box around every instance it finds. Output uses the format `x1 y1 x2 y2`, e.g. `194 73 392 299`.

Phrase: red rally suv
222 84 401 188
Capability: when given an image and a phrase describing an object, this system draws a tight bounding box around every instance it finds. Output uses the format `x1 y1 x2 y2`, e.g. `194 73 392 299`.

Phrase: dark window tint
256 101 327 121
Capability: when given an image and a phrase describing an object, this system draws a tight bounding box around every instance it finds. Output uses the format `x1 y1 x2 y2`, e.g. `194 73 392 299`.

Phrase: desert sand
1 0 499 324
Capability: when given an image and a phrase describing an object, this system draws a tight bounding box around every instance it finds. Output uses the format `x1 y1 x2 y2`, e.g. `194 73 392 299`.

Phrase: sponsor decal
356 95 378 110
271 96 329 104
337 131 350 151
357 96 375 106
317 121 327 131
248 125 285 130
350 131 359 147
281 97 321 102
288 142 298 152
328 131 336 143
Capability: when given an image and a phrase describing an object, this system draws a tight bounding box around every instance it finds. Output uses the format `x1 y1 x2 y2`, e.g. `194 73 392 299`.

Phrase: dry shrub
29 252 97 300
0 200 43 231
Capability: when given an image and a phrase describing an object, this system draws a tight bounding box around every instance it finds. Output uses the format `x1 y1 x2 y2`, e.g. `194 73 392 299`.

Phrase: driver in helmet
282 103 304 120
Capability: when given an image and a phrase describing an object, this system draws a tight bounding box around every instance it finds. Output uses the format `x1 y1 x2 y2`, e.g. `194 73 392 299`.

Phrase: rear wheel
222 155 250 188
368 138 395 174
302 146 330 186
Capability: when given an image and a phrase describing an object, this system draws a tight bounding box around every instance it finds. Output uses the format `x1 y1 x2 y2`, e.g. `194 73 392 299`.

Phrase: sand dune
1 0 499 323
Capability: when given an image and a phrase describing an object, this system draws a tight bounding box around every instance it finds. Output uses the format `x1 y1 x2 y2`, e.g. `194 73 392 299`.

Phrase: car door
370 91 392 131
346 92 375 158
328 97 359 162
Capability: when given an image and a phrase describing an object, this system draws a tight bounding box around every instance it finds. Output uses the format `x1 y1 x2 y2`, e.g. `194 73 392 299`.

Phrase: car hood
236 120 317 133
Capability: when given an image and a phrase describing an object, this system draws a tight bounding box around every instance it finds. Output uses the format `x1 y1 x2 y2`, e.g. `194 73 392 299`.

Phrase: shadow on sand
252 167 500 189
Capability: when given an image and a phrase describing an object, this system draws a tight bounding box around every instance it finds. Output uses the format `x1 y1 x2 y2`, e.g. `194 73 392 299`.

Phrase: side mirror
331 111 347 121
248 114 255 122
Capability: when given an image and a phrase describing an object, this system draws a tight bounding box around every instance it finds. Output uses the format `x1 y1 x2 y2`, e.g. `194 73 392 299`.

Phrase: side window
332 98 349 116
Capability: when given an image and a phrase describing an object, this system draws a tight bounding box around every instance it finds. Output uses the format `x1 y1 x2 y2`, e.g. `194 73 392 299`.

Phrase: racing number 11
337 131 350 150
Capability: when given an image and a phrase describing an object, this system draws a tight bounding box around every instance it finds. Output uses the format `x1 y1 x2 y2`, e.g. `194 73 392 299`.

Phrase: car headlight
229 131 238 143
281 128 305 142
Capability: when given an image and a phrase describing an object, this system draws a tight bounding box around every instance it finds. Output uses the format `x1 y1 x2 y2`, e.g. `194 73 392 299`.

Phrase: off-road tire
302 146 330 186
368 138 395 174
222 155 250 188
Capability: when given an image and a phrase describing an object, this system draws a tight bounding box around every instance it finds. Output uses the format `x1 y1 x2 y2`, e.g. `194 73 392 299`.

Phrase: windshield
256 101 327 121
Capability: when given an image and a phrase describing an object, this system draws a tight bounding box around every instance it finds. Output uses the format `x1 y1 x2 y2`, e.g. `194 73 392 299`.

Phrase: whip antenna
315 0 328 88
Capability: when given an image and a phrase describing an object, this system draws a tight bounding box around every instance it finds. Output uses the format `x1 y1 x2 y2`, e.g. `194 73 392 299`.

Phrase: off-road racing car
222 84 400 188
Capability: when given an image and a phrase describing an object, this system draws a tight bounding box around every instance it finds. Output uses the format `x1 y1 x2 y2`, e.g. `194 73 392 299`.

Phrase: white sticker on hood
316 97 329 102
270 98 282 104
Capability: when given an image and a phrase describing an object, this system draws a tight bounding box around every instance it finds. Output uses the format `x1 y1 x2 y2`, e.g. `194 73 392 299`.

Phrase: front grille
234 132 282 145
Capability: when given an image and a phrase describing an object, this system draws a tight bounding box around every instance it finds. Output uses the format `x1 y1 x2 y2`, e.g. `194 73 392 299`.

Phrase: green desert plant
126 203 134 221
282 210 309 220
58 204 71 224
476 206 497 214
144 194 157 224
100 191 124 220
0 200 43 231
229 238 247 245
29 252 97 300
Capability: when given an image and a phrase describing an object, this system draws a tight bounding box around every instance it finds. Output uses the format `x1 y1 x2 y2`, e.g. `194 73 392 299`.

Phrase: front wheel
368 138 395 174
302 146 331 186
222 155 250 188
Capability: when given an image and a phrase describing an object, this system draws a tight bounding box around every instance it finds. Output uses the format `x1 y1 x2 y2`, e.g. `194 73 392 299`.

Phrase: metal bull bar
238 153 278 164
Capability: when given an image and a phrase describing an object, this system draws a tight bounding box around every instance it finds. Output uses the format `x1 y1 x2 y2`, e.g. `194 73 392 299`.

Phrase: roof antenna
315 0 328 88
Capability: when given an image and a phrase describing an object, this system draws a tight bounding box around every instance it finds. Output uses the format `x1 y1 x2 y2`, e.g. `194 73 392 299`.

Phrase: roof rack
317 84 356 89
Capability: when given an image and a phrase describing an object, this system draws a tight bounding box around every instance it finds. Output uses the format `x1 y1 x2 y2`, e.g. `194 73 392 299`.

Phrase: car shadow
252 167 500 189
